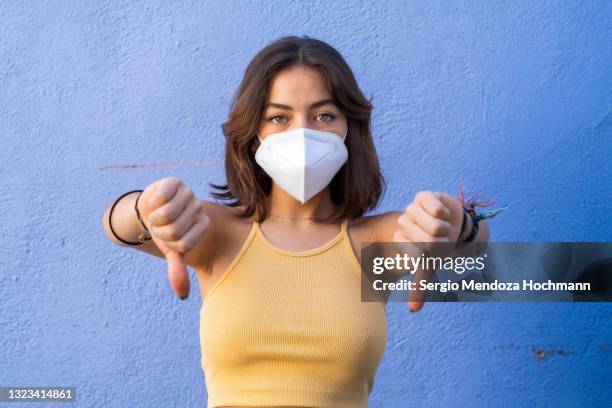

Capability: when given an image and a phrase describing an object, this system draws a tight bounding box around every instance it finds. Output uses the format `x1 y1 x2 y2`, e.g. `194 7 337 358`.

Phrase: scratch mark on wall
97 159 224 171
532 348 576 360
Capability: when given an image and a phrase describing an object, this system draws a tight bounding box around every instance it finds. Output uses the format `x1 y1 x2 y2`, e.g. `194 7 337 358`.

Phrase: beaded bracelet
108 190 152 246
456 182 507 243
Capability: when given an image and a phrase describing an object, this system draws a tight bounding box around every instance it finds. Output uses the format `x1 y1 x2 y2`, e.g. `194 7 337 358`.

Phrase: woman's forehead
266 66 332 107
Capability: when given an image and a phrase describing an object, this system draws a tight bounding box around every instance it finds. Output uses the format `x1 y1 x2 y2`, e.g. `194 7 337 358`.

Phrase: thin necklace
270 212 334 220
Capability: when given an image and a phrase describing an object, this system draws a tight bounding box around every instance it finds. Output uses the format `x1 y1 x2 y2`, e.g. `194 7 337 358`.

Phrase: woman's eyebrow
264 99 336 111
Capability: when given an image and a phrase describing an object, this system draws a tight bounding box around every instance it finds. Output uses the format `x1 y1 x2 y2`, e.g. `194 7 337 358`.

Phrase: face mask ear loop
341 127 348 142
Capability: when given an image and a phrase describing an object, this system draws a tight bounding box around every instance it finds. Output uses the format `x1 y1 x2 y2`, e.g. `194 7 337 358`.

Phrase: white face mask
255 127 348 204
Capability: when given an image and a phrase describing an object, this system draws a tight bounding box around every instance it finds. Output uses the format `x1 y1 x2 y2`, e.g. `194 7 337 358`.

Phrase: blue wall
1 1 610 407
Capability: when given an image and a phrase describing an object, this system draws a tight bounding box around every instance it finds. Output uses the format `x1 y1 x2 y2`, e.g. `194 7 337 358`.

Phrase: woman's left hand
393 191 464 312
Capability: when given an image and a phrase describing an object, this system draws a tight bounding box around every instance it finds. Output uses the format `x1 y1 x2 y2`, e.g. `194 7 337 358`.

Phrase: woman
102 35 497 408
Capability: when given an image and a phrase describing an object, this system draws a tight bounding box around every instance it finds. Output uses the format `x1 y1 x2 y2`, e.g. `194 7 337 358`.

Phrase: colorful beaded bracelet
456 182 508 243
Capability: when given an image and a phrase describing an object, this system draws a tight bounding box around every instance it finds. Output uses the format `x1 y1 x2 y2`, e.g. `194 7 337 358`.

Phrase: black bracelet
457 209 468 241
455 207 480 249
463 210 480 243
108 190 146 246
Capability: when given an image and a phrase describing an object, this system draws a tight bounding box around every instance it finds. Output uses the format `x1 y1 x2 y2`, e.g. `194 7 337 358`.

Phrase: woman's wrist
134 191 152 243
108 190 148 245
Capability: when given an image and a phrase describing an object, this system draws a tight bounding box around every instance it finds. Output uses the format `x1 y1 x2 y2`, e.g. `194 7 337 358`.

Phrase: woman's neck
266 184 336 221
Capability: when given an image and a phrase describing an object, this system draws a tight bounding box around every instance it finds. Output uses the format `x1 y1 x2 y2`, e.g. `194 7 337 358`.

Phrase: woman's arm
374 191 491 247
371 191 493 312
101 190 220 270
373 207 490 247
102 191 165 258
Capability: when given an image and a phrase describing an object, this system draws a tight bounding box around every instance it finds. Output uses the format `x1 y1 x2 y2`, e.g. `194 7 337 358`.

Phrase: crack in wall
97 159 224 171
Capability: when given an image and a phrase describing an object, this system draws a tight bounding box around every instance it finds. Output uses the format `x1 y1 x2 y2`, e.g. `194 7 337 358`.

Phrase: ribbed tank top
199 218 388 408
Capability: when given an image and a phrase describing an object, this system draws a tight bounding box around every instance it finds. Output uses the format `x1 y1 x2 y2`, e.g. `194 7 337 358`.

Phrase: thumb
165 250 190 300
150 232 191 300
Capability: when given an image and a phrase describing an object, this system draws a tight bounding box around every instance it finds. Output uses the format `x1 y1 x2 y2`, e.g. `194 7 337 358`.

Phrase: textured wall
1 1 610 407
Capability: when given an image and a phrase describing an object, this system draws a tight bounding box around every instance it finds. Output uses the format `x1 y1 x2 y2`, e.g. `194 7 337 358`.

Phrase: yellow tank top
199 218 388 408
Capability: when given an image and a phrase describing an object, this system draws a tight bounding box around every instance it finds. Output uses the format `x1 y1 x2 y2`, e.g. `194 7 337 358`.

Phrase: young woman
102 35 494 408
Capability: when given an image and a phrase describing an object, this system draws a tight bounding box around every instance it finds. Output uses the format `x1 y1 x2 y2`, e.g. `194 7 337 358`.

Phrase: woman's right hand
137 177 210 300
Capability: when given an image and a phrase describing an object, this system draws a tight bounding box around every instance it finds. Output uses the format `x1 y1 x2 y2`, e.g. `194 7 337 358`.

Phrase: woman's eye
315 113 336 122
267 115 287 124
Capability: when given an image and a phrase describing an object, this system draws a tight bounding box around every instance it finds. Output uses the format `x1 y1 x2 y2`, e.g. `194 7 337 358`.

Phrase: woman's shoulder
191 200 254 271
200 200 257 244
348 210 402 243
200 200 255 235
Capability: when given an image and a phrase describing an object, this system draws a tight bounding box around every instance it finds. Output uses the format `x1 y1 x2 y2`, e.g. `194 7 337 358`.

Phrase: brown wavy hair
209 35 385 223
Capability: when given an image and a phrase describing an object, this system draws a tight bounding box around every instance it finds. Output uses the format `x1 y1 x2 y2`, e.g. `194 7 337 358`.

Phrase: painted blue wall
1 1 610 407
